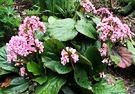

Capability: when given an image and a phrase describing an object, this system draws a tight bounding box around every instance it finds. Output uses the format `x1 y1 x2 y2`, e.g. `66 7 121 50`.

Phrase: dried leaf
111 46 133 68
1 77 12 88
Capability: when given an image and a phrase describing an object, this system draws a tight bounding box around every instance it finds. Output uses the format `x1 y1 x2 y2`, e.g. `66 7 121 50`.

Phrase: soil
13 0 135 94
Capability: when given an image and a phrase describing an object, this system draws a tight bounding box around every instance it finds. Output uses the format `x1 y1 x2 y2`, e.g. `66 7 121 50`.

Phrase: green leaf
76 11 87 20
0 69 10 76
27 62 41 76
9 77 29 94
48 16 57 24
47 18 78 41
61 85 77 94
42 39 72 74
84 46 106 76
54 63 73 74
34 30 45 40
126 40 135 64
10 82 29 94
110 55 120 66
34 76 47 85
35 73 66 94
10 77 27 86
74 65 91 89
78 53 93 69
118 2 133 14
92 17 101 25
0 88 12 94
5 0 15 6
0 0 4 5
71 41 81 51
0 46 18 72
75 19 96 39
92 74 127 94
94 40 101 49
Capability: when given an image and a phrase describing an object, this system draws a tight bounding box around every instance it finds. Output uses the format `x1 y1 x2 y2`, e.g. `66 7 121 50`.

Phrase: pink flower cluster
20 67 26 76
19 16 46 37
99 43 108 57
6 16 46 63
96 8 112 17
97 16 131 43
80 0 97 13
61 47 79 66
97 16 131 65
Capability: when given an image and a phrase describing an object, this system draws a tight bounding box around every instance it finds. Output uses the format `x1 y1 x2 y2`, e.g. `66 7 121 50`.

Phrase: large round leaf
42 39 72 74
27 62 41 76
35 73 66 94
74 65 91 89
47 18 78 41
9 77 29 94
75 19 96 39
92 74 127 94
84 46 106 76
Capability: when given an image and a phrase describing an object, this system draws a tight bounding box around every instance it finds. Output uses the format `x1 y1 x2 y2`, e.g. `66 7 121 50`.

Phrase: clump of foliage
29 0 80 18
0 0 21 47
0 0 135 94
118 0 135 17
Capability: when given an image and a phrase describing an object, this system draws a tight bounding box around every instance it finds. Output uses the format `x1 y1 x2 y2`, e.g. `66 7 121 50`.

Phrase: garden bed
0 0 135 94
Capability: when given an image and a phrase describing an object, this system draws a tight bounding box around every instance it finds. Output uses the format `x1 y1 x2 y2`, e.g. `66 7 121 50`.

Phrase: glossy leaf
61 85 77 94
84 46 106 76
0 69 10 76
10 77 27 86
75 19 96 39
35 73 66 94
9 82 29 94
92 17 101 24
27 62 41 76
47 18 78 41
42 39 72 74
34 76 47 85
9 77 29 94
92 74 127 94
78 53 93 69
74 65 91 88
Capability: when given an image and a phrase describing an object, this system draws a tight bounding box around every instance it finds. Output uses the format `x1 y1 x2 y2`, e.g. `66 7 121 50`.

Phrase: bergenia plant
0 0 134 94
95 7 134 69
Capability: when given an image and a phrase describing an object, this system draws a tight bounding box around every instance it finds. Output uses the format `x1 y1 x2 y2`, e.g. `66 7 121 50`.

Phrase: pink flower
34 39 44 53
97 16 131 43
61 47 79 66
71 54 79 63
61 49 69 65
96 8 112 17
99 43 108 57
20 67 25 76
80 0 97 13
6 16 46 63
19 16 46 35
6 36 29 63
